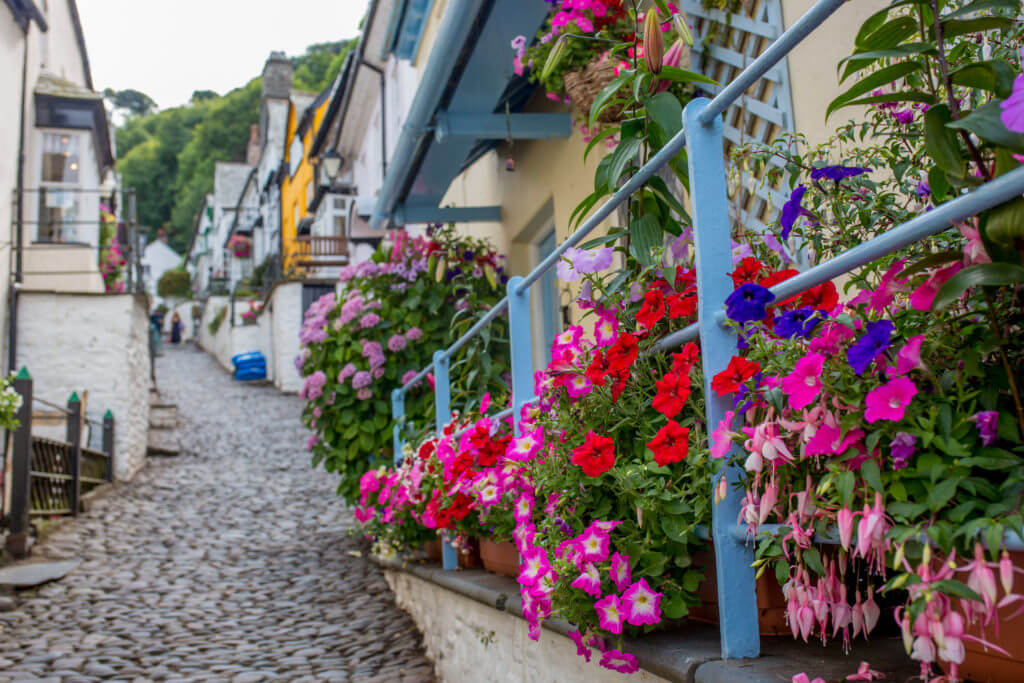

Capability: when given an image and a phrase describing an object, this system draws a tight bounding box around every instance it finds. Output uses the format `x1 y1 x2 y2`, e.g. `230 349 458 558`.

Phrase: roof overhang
4 0 47 31
34 75 114 172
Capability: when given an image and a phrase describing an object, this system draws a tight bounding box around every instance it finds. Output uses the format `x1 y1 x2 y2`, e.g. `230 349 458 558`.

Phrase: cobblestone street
0 346 435 683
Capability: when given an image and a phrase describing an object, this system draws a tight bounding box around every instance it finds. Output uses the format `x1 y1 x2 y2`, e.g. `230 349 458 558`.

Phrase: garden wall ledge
374 556 919 683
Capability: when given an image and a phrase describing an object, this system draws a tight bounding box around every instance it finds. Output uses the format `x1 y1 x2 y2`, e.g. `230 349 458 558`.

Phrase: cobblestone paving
0 345 435 683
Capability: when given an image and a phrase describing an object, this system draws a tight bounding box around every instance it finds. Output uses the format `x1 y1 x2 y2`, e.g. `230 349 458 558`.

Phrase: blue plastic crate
235 366 267 381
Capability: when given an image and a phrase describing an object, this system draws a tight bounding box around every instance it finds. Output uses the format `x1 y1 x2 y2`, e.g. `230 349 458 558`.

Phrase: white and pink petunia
577 527 611 563
594 593 625 634
506 426 545 462
571 562 603 597
518 547 550 587
622 578 663 626
599 648 639 674
610 551 631 592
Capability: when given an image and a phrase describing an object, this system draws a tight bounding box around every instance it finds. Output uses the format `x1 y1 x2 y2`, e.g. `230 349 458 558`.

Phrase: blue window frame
389 0 433 62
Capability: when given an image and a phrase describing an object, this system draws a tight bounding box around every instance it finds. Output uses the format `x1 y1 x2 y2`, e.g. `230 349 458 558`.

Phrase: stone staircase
147 389 180 456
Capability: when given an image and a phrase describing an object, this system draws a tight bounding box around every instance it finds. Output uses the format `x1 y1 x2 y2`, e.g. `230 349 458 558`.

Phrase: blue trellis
390 0 1024 659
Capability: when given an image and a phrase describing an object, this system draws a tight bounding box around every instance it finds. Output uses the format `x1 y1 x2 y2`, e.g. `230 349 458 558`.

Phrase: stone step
146 428 180 456
149 403 178 430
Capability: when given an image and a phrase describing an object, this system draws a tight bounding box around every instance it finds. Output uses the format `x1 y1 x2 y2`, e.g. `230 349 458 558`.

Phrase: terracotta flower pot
688 548 789 636
457 538 482 569
423 539 442 563
955 550 1024 682
480 539 519 578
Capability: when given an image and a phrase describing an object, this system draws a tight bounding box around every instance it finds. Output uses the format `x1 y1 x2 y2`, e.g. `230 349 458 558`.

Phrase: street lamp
321 149 343 181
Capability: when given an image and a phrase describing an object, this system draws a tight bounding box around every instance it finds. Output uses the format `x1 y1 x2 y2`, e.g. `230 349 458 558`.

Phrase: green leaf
645 91 684 140
950 60 1016 98
902 249 962 278
983 197 1024 246
629 214 662 266
661 515 689 543
933 579 983 603
938 17 1013 40
839 43 936 82
827 61 923 118
927 478 960 512
636 551 667 576
646 175 690 222
656 65 718 87
857 16 918 51
861 459 884 494
579 230 626 250
947 102 1024 153
841 91 936 111
662 593 688 619
836 470 855 507
604 137 642 190
932 262 1024 310
583 126 621 163
943 0 1020 20
924 105 964 177
589 71 632 129
927 166 950 202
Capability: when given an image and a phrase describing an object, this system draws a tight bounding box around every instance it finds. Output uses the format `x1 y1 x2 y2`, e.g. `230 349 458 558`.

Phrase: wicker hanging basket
563 56 627 124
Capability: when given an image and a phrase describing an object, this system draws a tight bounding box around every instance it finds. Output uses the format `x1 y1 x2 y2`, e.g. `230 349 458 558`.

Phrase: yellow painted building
280 88 333 272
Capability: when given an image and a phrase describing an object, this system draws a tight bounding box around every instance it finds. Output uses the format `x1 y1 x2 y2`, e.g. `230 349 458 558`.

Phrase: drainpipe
369 0 484 229
8 19 32 375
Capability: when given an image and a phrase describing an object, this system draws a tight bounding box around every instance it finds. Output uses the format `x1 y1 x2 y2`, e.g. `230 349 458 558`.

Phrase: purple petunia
779 185 807 241
846 320 895 375
809 165 872 183
974 411 999 446
890 432 916 470
725 283 775 323
774 307 823 339
1000 73 1024 134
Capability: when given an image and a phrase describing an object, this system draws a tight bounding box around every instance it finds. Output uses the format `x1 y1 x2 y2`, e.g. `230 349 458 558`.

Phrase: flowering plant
0 375 23 431
228 234 252 259
240 301 262 325
298 225 510 502
98 208 126 294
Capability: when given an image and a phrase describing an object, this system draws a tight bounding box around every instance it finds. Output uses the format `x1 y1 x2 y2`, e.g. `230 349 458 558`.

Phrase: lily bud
541 36 568 82
672 13 694 47
643 10 665 75
1000 550 1014 594
434 255 447 282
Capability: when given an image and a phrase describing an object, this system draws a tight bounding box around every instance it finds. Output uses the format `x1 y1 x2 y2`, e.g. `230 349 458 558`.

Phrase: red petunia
585 350 611 387
757 268 801 307
610 368 630 403
606 333 639 372
798 281 839 312
666 291 697 319
671 342 700 374
647 421 690 467
636 290 666 330
571 430 617 477
711 356 761 396
730 258 765 288
675 267 696 291
652 371 691 418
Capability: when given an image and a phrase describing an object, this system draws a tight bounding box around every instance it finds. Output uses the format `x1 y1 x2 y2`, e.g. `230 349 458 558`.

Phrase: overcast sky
77 0 370 110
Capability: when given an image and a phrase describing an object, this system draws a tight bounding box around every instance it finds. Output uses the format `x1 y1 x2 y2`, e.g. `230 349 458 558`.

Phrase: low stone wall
16 291 152 480
197 297 264 374
266 282 303 394
384 569 671 683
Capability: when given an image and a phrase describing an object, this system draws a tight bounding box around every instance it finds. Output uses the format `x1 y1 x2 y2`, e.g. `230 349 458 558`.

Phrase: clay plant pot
457 538 482 569
480 539 520 578
955 550 1024 682
688 548 789 636
423 539 443 563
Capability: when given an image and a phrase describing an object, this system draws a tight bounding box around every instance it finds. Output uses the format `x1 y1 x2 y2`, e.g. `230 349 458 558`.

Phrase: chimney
261 51 293 101
246 124 260 166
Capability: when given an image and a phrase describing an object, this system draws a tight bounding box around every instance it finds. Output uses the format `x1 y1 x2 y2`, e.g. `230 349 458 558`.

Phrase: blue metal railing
388 0 1024 660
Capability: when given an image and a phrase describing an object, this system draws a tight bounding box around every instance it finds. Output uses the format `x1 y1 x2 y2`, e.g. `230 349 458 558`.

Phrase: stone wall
16 291 153 480
384 571 669 683
267 282 303 394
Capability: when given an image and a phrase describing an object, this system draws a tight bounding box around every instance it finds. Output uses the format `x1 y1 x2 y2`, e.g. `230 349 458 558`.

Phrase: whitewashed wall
385 571 669 683
197 296 264 374
17 291 152 480
268 282 303 394
164 301 198 342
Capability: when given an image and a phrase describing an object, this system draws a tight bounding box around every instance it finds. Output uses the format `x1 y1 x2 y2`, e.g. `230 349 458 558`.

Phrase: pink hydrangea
356 387 372 401
352 371 372 389
301 370 327 400
359 313 380 328
338 363 357 382
388 334 407 352
305 434 319 450
405 327 423 341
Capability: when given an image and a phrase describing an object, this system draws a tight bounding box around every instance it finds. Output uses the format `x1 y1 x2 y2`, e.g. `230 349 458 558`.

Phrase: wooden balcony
291 235 350 268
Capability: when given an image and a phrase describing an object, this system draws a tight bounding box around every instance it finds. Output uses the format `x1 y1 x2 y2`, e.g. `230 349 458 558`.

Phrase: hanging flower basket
563 56 627 124
228 235 252 259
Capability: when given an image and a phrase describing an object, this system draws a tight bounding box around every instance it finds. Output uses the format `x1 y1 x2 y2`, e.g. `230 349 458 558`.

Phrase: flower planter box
457 538 482 569
955 550 1024 682
480 539 519 578
424 539 442 563
688 549 789 636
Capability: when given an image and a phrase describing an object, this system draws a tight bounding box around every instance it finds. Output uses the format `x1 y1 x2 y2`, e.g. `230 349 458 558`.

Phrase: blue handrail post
685 97 760 659
433 349 459 571
506 276 533 437
392 388 405 465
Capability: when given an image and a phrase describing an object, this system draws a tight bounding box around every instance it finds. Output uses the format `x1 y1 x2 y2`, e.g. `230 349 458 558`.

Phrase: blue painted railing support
433 349 459 571
506 276 533 437
685 97 760 659
392 389 405 465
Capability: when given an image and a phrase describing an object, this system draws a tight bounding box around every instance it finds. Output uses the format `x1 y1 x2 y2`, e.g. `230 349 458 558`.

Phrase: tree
104 88 157 117
191 89 219 103
157 268 191 299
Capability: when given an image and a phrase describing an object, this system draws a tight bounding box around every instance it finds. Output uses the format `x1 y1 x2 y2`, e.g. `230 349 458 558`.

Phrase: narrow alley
0 347 434 683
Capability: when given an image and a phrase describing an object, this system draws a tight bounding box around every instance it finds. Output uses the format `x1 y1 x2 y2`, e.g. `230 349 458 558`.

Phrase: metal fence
389 0 1024 660
4 368 116 558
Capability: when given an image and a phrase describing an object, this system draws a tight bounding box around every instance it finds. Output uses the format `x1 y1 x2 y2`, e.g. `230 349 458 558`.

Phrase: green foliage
208 306 227 335
157 268 191 299
104 88 157 117
291 40 356 91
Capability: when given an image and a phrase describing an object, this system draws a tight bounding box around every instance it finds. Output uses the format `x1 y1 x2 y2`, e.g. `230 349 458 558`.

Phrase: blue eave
380 0 556 224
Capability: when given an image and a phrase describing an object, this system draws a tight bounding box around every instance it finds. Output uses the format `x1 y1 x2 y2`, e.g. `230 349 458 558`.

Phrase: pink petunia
593 312 619 347
806 423 865 457
480 392 491 414
513 521 536 554
599 648 639 674
568 629 592 662
577 527 611 563
518 547 550 586
507 427 545 462
513 493 534 522
564 374 594 399
589 520 622 533
571 563 603 597
909 263 962 311
593 594 625 634
864 376 918 423
710 410 737 459
610 552 631 592
868 259 907 313
622 578 663 626
780 353 825 411
895 335 925 375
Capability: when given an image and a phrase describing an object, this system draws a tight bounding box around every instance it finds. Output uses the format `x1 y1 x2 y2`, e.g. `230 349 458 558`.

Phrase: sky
77 0 371 110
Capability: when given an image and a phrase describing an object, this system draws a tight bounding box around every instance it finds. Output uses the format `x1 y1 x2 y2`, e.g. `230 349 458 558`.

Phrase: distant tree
103 88 157 117
191 89 219 102
157 268 191 299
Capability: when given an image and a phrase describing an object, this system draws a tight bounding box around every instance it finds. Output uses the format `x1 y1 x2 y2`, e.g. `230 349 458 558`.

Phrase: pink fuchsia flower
594 593 625 634
909 262 962 311
864 376 918 423
593 311 619 347
781 352 825 411
387 334 407 352
837 507 856 551
599 649 639 674
710 411 737 459
959 221 991 266
405 327 423 341
972 410 999 445
610 551 631 592
791 675 825 683
577 526 610 563
568 629 592 662
622 578 663 626
518 547 551 586
571 563 603 597
507 427 544 462
564 374 594 399
895 334 925 375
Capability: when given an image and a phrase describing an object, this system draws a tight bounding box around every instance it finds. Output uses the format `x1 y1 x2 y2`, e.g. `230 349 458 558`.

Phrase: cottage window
37 132 83 242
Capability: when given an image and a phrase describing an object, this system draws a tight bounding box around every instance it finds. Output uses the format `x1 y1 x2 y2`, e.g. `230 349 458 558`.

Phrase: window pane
37 189 80 242
41 133 80 183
